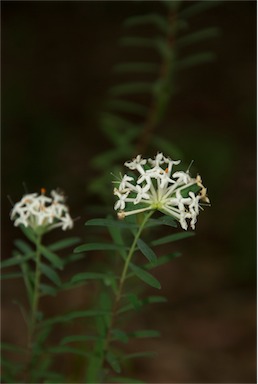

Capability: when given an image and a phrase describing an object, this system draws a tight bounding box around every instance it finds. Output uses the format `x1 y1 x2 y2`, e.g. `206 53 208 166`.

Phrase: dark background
2 1 256 383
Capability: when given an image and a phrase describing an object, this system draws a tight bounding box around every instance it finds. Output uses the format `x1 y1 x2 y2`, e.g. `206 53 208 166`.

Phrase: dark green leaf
120 36 158 48
130 264 161 289
175 52 216 70
147 216 177 228
130 329 160 338
124 13 168 33
1 342 27 354
111 329 129 344
152 232 195 246
41 310 110 327
1 253 33 268
48 345 90 358
106 350 121 373
177 27 220 48
19 225 37 243
179 1 221 19
109 82 153 97
145 252 181 270
137 239 157 263
14 239 33 254
40 262 61 286
61 335 103 344
48 237 81 252
74 243 125 253
0 272 23 280
39 246 63 270
113 62 158 73
70 272 107 284
85 218 137 229
106 99 148 117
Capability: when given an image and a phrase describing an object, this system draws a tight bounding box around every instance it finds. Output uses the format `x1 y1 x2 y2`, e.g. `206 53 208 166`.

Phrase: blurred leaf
74 243 126 253
177 27 220 47
152 232 195 246
175 52 216 70
14 238 33 254
179 1 221 19
39 262 61 286
124 13 168 33
106 350 121 373
85 218 137 229
145 252 181 270
61 335 103 344
1 253 33 268
1 272 23 280
129 263 161 289
137 239 157 263
48 345 90 358
109 82 153 96
129 329 160 338
48 237 80 252
41 310 110 327
39 245 63 270
70 272 109 284
106 99 148 117
113 62 159 73
111 329 129 344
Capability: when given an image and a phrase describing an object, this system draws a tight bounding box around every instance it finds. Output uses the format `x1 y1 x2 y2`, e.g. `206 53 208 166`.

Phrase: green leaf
179 1 221 19
152 232 195 246
147 216 177 228
1 342 27 354
48 237 81 252
124 13 168 33
130 329 160 338
85 218 137 229
177 27 220 48
41 310 110 327
1 253 33 268
137 239 157 263
48 345 90 358
122 350 156 360
40 283 57 297
19 225 37 243
70 272 107 284
106 350 121 373
14 239 33 254
109 82 153 96
130 264 161 289
145 252 181 270
110 377 144 383
111 329 129 344
106 99 148 117
175 52 216 70
144 295 167 305
61 335 103 344
74 243 125 253
39 262 61 286
0 272 23 280
113 62 158 73
120 36 159 48
39 245 63 270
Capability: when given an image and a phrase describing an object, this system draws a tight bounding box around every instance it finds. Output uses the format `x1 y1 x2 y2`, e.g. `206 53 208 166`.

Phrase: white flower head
113 153 210 230
10 188 73 233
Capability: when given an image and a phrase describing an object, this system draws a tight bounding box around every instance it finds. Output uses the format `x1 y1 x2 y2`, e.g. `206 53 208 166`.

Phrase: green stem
29 234 42 345
99 211 153 381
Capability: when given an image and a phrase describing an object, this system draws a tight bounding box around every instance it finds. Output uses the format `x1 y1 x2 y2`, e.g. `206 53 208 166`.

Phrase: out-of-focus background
2 1 256 383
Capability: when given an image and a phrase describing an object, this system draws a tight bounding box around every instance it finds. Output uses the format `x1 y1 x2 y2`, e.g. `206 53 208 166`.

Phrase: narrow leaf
74 243 125 253
111 329 129 344
1 253 33 268
14 239 33 254
61 335 103 344
40 262 61 286
130 264 161 289
106 99 148 117
177 27 220 48
41 310 110 327
85 218 137 229
39 245 63 270
175 52 216 70
152 232 195 246
1 272 23 280
113 62 158 73
109 82 153 96
137 239 157 263
48 237 80 252
106 350 121 373
130 329 160 338
145 252 181 270
70 272 107 284
124 13 168 33
48 345 90 358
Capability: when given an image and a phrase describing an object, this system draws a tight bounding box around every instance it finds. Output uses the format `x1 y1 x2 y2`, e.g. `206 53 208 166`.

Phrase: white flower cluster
10 189 73 232
113 153 210 230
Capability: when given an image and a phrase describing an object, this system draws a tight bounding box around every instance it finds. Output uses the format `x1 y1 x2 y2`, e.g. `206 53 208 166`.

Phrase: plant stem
101 211 153 380
29 234 42 346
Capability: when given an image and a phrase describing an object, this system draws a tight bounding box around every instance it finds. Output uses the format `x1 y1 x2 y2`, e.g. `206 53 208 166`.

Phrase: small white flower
113 153 210 230
10 188 73 233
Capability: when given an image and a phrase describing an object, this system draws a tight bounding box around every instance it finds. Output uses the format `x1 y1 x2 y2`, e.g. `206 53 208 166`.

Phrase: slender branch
101 211 153 379
29 234 42 346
